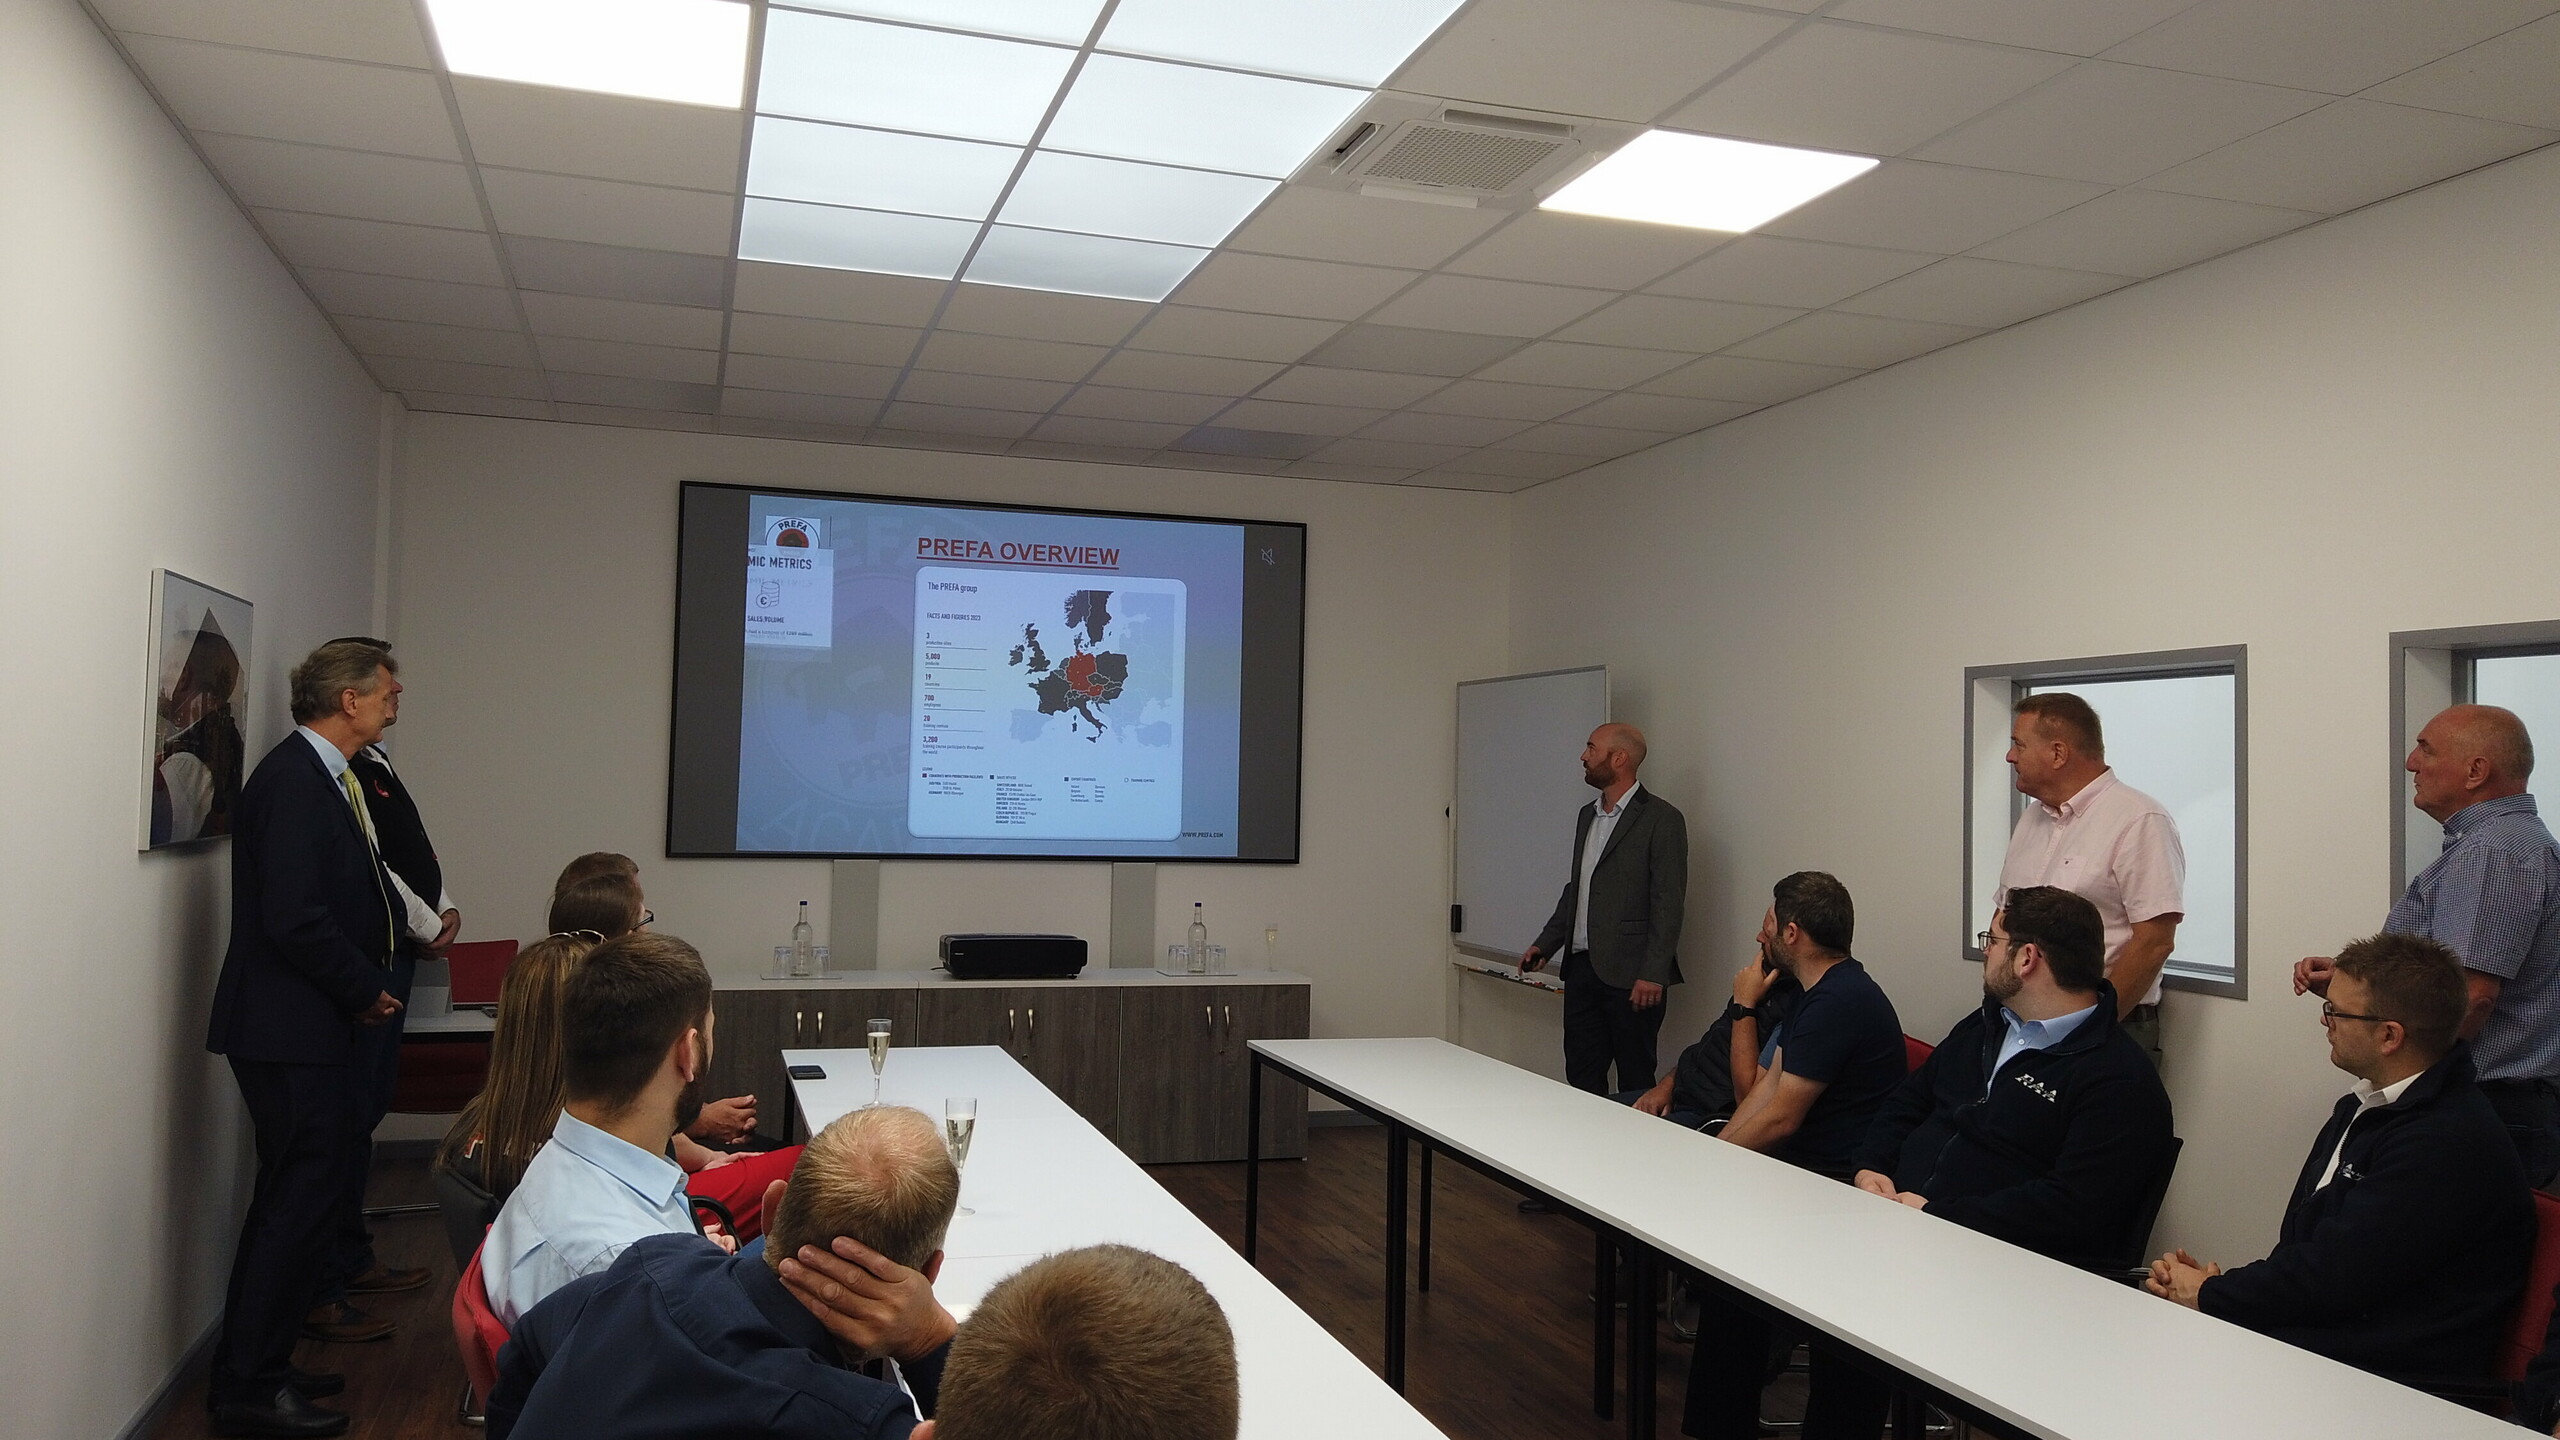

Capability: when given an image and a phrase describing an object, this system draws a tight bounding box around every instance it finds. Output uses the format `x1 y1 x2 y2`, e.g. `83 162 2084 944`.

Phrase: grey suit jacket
1533 786 1687 990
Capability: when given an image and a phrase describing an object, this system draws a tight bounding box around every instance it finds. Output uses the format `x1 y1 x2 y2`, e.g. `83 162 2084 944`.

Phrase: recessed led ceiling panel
779 0 1106 46
757 10 1075 145
1041 55 1367 177
746 116 1020 219
965 226 1209 302
1543 131 1879 233
423 0 750 107
998 153 1279 248
739 198 980 278
1099 0 1468 87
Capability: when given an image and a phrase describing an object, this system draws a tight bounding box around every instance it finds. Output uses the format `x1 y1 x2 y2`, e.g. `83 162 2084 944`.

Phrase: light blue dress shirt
1987 1001 2100 1096
483 1112 694 1326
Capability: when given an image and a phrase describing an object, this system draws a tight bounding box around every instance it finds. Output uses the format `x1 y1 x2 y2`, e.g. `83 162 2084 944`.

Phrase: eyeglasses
1975 930 2010 951
638 909 655 929
2320 1001 2396 1027
547 929 607 943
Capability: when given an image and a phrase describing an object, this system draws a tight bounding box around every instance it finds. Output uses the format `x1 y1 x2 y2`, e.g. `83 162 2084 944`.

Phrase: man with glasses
2149 933 2529 1379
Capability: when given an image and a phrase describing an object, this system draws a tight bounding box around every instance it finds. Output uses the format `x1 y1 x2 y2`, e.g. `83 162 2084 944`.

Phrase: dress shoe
301 1300 396 1343
209 1384 350 1438
287 1366 345 1399
348 1262 431 1294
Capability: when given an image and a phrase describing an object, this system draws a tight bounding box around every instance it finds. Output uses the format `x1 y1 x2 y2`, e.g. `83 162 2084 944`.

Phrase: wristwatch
1723 999 1759 1024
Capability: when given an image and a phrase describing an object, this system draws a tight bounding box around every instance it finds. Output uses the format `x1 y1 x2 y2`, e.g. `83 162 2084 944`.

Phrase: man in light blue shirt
484 932 727 1326
1989 998 2099 1094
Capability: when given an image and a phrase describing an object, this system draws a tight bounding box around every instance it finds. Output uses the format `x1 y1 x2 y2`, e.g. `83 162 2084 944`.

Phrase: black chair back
433 1157 501 1271
2112 1136 2184 1270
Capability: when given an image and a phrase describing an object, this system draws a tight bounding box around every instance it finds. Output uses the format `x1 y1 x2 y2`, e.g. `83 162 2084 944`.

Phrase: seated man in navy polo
488 1105 962 1440
2148 932 2531 1379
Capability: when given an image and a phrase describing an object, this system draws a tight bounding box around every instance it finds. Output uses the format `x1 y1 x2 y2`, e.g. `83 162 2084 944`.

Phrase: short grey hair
289 640 395 723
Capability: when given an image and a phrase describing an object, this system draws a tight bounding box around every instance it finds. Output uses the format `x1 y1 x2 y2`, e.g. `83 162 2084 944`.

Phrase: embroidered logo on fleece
2012 1071 2060 1103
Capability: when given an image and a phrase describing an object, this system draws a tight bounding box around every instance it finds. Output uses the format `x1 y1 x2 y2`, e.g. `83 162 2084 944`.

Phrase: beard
1582 760 1610 789
673 1070 708 1136
1760 934 1788 978
1982 958 2024 1008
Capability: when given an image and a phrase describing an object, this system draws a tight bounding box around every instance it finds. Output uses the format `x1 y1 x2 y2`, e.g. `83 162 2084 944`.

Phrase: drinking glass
866 1018 891 1106
945 1097 978 1217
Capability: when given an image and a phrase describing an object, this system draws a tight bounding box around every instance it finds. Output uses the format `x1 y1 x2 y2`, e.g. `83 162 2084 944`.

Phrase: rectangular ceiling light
1542 131 1878 233
746 117 1020 220
758 11 1075 145
740 198 980 278
1041 54 1367 177
998 152 1278 248
781 0 1105 46
423 0 749 107
1099 0 1466 87
965 226 1208 302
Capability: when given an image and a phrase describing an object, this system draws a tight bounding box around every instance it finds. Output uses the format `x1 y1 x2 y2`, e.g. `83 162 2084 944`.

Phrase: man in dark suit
204 640 407 1437
1522 723 1687 1098
2146 932 2532 1379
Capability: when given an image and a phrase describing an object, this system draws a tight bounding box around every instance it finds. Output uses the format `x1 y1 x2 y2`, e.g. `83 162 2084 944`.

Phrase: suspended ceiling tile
1637 354 1866 404
1445 212 1730 291
1216 399 1391 435
1417 468 1554 492
1553 393 1757 433
93 0 434 67
721 353 903 399
717 413 880 446
1408 378 1613 421
1967 187 2323 275
2366 15 2560 130
1663 22 2071 157
1125 307 1345 363
1224 186 1506 269
1085 349 1283 394
2140 98 2555 213
1473 339 1693 388
732 262 947 326
1364 274 1615 338
1299 324 1526 377
1834 256 2133 327
400 390 552 420
1356 409 1536 446
1500 420 1686 458
534 335 721 384
1009 440 1165 466
253 210 504 286
869 427 1019 456
1724 309 1982 368
718 389 886 427
479 168 738 255
914 329 1111 382
1553 294 1802 352
519 292 726 348
1170 427 1330 461
1170 253 1421 321
937 285 1155 346
1029 415 1192 450
1310 437 1473 469
1055 387 1236 425
550 373 718 412
729 311 924 366
1825 0 2201 57
1393 0 1795 123
896 371 1076 412
369 355 545 398
1761 160 2106 253
304 268 520 329
452 78 746 192
1253 366 1447 408
198 134 483 228
1648 235 1935 309
1916 62 2332 185
1427 447 1592 479
339 315 536 367
2099 0 2558 95
123 35 460 159
553 403 715 431
1159 449 1295 474
505 236 730 307
1283 460 1424 484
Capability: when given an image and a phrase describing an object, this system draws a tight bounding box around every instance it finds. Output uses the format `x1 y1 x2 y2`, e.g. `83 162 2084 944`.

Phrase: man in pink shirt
1994 693 2186 1064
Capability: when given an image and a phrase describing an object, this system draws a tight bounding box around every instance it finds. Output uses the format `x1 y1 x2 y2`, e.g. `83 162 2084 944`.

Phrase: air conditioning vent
1362 124 1569 192
1299 97 1630 209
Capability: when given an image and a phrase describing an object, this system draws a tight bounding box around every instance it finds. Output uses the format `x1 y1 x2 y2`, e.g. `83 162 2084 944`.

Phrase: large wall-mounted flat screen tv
669 482 1304 862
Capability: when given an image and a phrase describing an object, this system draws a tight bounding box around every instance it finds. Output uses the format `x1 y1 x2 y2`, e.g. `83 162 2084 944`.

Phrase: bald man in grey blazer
1523 724 1688 1100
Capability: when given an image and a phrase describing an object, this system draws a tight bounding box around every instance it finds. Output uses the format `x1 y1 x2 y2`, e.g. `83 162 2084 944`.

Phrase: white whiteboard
1453 666 1608 966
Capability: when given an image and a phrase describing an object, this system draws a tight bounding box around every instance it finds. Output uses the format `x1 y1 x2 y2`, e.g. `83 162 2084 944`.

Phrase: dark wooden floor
146 1129 1714 1440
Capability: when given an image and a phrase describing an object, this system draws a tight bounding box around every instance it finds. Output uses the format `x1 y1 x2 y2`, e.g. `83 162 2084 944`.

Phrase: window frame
1961 644 2249 1000
2390 620 2560 905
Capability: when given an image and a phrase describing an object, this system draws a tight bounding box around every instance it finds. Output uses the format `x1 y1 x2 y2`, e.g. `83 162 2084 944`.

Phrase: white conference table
788 1043 1447 1440
1247 1036 2521 1440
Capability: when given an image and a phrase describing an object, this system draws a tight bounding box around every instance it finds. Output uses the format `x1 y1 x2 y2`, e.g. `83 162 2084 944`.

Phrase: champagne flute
945 1097 977 1217
866 1017 891 1106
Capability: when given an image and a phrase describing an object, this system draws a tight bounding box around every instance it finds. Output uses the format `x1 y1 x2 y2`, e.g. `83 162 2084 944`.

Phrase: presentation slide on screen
680 485 1299 860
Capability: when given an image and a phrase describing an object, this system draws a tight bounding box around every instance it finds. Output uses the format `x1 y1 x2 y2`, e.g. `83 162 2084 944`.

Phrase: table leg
1417 1140 1434 1293
1385 1123 1409 1391
1245 1053 1264 1264
1627 1243 1656 1440
1593 1226 1616 1420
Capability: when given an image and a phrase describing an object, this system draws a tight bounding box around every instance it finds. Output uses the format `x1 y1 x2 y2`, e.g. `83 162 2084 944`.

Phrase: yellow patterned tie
342 769 395 961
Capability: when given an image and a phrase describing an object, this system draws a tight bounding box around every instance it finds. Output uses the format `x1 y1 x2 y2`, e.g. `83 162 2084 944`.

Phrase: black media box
938 933 1087 980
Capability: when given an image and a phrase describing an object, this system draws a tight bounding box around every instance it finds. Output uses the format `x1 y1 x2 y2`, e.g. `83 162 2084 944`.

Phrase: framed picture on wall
142 569 252 850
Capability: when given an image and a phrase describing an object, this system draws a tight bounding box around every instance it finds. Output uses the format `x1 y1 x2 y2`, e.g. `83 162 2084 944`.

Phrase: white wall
0 4 387 1436
385 417 1509 1049
1509 142 2560 1266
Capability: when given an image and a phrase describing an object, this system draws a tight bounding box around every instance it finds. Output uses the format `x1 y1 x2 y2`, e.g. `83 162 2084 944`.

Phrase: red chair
1903 1034 1935 1072
447 939 521 1006
452 1239 511 1426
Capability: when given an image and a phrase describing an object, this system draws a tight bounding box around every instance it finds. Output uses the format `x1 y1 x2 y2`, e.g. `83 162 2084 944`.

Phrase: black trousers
215 1058 370 1401
1683 1285 1890 1440
2478 1076 2560 1190
321 950 415 1299
1562 950 1666 1095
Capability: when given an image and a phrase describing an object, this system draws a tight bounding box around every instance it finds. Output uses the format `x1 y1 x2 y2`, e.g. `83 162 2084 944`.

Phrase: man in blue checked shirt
2297 704 2560 1187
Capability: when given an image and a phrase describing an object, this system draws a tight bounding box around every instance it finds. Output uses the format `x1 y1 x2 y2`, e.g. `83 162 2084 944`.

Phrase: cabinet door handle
1007 1007 1017 1050
1025 1007 1036 1055
816 1010 825 1045
1205 1004 1215 1041
1224 1004 1234 1046
795 1009 804 1045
